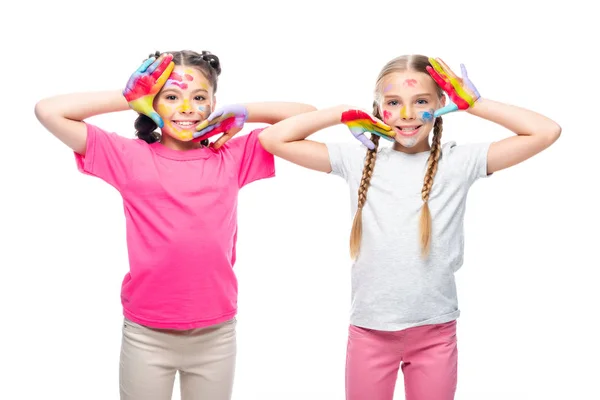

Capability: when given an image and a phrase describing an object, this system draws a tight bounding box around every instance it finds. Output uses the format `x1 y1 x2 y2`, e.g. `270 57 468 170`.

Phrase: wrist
466 97 486 114
327 105 352 124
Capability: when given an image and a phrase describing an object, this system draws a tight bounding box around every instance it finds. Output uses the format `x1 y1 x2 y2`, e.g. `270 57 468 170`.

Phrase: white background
2 0 598 399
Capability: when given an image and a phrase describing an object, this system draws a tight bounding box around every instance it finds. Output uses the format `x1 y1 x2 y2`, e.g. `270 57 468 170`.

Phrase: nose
178 99 193 114
400 105 416 120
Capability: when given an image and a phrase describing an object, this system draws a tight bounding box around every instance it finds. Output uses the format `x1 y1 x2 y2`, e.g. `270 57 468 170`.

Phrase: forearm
258 104 349 173
35 90 130 155
35 90 129 122
467 98 561 139
243 102 317 125
260 104 347 143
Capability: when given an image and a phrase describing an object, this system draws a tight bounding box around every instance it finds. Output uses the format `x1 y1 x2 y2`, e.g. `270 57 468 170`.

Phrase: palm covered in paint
194 104 249 148
123 54 174 128
426 57 481 118
341 109 394 150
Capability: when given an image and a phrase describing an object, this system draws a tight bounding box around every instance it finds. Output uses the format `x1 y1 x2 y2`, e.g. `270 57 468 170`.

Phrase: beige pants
119 317 237 400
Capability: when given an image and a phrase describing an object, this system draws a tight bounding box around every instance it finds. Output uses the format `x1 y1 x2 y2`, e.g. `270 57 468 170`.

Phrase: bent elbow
547 122 561 145
34 100 49 122
258 128 276 153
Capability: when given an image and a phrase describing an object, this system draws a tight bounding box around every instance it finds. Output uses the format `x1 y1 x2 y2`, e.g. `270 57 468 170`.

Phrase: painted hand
194 104 249 149
426 57 481 118
341 109 394 150
123 54 174 128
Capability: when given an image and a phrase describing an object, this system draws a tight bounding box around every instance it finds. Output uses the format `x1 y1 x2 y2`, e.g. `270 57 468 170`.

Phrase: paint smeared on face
178 99 191 112
169 81 188 90
402 137 418 148
383 110 392 122
166 72 188 89
155 65 214 142
400 106 408 119
403 79 417 87
383 84 393 93
164 120 194 141
157 104 173 116
419 109 434 123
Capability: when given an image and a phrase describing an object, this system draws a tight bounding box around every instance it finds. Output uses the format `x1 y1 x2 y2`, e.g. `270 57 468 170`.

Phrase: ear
439 94 447 108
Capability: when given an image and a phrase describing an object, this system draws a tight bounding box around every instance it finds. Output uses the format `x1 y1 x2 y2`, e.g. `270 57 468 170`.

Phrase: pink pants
346 320 458 400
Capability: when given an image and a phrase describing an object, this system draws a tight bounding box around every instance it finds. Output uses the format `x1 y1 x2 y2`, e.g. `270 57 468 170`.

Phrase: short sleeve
74 123 135 191
326 141 367 182
224 127 275 188
446 142 491 186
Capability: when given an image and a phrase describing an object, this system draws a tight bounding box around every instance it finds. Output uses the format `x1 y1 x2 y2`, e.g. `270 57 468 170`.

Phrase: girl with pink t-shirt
35 50 316 400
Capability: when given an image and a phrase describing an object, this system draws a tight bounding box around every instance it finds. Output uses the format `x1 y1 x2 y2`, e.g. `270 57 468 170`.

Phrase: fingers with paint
426 57 480 118
341 109 394 150
124 54 175 128
194 104 249 148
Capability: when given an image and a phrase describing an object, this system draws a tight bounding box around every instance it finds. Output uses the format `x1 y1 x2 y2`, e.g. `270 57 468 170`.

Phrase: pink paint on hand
220 117 236 132
403 79 417 87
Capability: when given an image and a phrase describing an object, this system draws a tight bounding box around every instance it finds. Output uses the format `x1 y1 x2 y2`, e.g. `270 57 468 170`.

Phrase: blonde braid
349 103 383 259
419 117 443 257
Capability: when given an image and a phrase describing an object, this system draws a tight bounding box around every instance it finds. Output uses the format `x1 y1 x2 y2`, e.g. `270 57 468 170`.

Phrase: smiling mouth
172 120 200 129
395 125 422 136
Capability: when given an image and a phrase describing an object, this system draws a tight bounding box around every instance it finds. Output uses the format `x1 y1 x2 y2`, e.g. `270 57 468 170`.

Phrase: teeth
400 127 418 131
175 122 195 126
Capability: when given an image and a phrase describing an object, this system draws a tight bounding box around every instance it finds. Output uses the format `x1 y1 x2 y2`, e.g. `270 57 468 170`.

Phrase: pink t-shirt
75 123 275 329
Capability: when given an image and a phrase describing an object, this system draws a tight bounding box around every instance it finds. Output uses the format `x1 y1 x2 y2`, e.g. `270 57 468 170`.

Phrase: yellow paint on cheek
157 104 173 116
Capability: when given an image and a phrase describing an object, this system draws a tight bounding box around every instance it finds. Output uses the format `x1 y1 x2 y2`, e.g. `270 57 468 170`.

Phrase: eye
416 99 428 105
194 95 206 101
165 95 177 101
387 100 399 106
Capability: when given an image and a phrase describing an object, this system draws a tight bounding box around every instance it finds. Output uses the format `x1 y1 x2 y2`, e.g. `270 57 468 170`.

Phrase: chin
398 138 418 148
394 132 427 148
163 130 195 142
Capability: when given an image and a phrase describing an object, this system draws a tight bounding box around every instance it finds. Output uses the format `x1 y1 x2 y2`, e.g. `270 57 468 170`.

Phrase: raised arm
34 91 129 155
244 102 317 124
193 102 318 149
35 54 175 155
467 98 561 174
258 105 350 173
426 57 561 174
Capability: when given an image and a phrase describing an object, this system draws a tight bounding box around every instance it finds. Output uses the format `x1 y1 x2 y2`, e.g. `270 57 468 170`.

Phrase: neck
392 140 431 154
160 134 205 151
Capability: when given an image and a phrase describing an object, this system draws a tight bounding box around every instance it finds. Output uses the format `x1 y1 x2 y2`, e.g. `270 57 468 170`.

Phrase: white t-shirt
327 140 491 331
